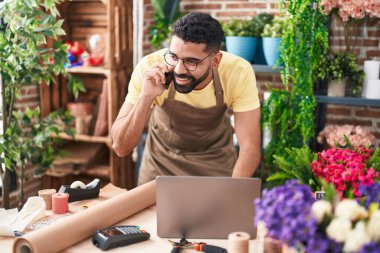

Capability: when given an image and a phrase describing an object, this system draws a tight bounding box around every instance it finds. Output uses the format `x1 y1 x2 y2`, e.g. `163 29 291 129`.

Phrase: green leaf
55 28 65 36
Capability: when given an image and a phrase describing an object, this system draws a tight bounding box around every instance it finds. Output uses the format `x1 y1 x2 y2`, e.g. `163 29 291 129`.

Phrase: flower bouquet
255 180 380 253
311 145 380 198
317 125 375 148
320 0 380 53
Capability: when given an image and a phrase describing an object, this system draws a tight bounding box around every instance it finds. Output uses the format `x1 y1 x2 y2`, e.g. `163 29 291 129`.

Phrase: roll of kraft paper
13 180 156 253
228 231 250 253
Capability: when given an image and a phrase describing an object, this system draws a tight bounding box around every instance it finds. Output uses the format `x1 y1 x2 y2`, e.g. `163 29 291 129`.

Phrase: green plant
222 18 261 37
0 0 76 208
315 52 365 96
252 13 274 36
266 146 321 191
261 16 286 37
149 0 180 49
262 0 329 166
0 108 73 205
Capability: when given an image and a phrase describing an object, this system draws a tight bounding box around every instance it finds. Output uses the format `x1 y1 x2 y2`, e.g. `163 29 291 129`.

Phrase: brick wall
142 0 380 146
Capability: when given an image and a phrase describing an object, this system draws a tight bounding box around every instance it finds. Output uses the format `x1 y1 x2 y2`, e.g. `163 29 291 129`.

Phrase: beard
173 67 211 94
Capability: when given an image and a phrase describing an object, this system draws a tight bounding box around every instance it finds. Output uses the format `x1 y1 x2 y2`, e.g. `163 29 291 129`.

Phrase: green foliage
367 147 380 177
314 52 365 96
262 89 291 164
0 107 74 177
67 75 86 99
253 13 274 36
262 0 329 165
0 0 76 207
267 146 321 191
0 0 67 86
149 0 181 49
222 18 261 37
262 16 286 37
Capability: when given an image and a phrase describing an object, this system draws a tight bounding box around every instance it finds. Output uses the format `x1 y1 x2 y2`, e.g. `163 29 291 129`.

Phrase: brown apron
138 67 237 185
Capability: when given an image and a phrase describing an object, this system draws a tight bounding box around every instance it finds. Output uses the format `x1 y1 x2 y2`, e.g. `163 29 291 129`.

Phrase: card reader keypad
119 226 142 234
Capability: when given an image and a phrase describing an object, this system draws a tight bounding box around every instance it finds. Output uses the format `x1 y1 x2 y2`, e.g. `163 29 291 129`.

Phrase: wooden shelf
66 66 110 76
57 133 112 146
315 95 380 107
253 64 283 73
83 165 110 179
68 0 106 4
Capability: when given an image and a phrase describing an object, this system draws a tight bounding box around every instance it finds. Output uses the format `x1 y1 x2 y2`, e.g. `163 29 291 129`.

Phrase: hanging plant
262 0 329 166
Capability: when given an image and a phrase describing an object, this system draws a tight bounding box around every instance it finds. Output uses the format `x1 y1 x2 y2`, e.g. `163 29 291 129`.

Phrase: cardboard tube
228 231 250 253
13 180 156 253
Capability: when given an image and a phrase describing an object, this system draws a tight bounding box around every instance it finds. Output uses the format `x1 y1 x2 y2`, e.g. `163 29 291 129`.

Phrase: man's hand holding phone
141 63 174 101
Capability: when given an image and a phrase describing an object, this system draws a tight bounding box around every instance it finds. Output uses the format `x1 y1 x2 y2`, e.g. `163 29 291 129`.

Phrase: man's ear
212 51 223 67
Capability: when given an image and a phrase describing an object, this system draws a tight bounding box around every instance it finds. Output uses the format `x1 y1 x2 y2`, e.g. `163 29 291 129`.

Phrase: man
111 13 261 185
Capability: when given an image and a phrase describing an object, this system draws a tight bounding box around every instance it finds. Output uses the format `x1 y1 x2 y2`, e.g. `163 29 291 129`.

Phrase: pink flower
320 0 380 21
317 125 376 148
311 146 379 198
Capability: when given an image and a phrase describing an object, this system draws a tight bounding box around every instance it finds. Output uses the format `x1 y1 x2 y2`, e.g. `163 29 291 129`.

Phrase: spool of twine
228 231 250 253
52 193 69 214
264 237 282 253
38 189 56 210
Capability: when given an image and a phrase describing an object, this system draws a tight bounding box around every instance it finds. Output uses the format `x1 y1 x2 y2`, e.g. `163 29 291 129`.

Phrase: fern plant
267 146 321 191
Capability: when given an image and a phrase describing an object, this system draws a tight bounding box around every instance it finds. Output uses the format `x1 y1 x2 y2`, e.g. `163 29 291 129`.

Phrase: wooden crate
40 0 136 190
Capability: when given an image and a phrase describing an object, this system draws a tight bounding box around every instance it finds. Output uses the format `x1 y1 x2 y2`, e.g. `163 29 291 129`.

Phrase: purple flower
359 182 380 208
357 242 380 253
254 180 318 247
306 234 343 253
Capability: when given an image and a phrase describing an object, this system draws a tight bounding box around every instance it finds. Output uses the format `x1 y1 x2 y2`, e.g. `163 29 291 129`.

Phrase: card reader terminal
92 225 150 250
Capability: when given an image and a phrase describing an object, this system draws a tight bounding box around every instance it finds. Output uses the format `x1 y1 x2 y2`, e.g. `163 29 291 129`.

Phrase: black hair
172 13 224 53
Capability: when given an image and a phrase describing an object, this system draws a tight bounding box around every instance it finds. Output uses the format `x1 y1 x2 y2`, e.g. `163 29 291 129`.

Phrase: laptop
156 176 262 239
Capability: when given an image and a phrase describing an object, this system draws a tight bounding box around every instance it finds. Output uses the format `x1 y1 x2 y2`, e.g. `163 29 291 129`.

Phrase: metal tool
169 238 227 253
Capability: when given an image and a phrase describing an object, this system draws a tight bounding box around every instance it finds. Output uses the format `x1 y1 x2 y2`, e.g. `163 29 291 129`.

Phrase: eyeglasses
164 50 215 71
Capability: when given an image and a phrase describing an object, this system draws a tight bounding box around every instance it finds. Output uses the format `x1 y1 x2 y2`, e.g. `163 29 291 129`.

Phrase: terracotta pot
327 79 347 97
67 102 94 117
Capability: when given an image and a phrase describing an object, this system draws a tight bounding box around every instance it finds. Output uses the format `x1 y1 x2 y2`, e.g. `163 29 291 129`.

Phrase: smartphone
164 71 174 89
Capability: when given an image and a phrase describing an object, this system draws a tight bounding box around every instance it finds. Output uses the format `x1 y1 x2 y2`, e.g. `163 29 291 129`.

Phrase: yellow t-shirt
126 49 260 112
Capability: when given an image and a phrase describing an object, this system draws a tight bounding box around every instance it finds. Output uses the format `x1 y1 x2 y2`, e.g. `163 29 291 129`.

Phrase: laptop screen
156 176 262 239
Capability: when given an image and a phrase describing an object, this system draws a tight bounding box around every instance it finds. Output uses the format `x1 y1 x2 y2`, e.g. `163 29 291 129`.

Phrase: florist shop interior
0 0 380 253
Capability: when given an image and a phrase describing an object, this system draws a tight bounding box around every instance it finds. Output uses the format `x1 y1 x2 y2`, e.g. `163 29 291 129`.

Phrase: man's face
166 36 214 94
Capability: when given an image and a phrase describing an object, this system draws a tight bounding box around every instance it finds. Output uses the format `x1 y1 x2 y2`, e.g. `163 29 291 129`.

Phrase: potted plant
222 18 260 62
0 0 78 208
261 16 286 66
252 13 274 64
315 52 365 97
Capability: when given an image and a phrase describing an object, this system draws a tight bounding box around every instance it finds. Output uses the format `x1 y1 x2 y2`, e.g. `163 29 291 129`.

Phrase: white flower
311 200 332 223
343 221 370 253
367 210 380 241
326 217 352 243
335 199 368 220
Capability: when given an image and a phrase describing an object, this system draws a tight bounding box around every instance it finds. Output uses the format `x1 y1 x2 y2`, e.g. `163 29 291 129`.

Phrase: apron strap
212 67 224 106
168 82 176 100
